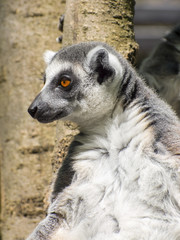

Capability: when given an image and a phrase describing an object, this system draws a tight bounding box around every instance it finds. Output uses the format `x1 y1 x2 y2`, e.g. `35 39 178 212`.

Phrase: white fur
43 61 72 88
108 52 123 79
86 46 104 65
27 44 180 240
42 46 123 129
44 50 57 65
49 102 180 240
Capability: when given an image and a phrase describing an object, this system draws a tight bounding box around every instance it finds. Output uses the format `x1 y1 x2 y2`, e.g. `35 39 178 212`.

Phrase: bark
63 0 137 61
0 1 65 239
0 1 138 239
52 0 138 171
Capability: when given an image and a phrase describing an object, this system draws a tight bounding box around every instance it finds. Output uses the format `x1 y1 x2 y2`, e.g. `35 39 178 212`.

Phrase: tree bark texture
0 0 138 239
63 0 137 62
0 1 65 239
53 0 138 173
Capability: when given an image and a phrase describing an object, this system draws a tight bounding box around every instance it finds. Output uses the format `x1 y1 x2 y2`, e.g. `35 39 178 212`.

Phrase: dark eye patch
48 69 80 99
53 70 74 88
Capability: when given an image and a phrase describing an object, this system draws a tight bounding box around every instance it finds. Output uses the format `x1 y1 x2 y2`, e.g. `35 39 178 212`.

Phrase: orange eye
60 78 71 88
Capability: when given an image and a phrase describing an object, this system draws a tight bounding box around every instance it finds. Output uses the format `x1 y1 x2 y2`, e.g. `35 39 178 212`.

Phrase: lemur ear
89 49 115 84
43 50 57 65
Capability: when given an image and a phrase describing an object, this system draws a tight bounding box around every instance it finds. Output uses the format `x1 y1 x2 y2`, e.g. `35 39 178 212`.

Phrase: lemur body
28 42 180 240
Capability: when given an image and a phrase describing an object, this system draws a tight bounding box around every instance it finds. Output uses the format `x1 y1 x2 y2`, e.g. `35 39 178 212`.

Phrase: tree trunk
63 0 137 61
0 0 137 239
0 1 65 239
52 0 138 173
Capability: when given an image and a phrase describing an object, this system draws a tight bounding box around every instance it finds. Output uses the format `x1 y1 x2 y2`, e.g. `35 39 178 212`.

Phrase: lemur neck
78 100 123 134
78 99 150 142
75 100 154 167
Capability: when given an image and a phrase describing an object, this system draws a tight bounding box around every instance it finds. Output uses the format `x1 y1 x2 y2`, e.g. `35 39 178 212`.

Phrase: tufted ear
88 48 115 84
43 50 57 65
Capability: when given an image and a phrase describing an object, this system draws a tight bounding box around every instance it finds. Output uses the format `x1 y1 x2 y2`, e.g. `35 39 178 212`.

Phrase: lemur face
28 43 122 125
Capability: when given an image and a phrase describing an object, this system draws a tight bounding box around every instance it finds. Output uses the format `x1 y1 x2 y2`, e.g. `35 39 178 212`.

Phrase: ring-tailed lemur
139 24 180 117
27 42 180 240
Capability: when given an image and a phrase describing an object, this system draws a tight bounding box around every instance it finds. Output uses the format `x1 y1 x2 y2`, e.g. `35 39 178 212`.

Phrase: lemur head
28 42 124 126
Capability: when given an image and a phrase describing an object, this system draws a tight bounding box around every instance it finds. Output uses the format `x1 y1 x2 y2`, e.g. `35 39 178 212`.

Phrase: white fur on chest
51 106 180 240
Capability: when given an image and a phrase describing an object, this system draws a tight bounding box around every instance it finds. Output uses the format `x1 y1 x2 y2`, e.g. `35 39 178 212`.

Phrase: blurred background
134 0 180 65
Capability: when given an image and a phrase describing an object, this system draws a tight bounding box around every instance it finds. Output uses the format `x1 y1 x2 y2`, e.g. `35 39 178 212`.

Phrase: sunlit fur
27 42 180 240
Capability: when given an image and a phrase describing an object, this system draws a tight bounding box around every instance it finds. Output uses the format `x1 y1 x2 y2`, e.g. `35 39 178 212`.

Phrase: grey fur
139 24 180 117
27 42 180 240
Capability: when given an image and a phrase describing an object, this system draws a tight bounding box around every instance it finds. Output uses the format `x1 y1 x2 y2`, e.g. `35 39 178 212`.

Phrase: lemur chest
68 128 152 218
52 122 180 238
72 119 153 198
